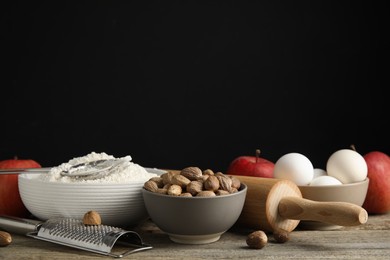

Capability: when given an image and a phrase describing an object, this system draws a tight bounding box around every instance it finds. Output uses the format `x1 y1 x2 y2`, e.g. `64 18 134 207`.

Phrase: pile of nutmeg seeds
143 167 242 197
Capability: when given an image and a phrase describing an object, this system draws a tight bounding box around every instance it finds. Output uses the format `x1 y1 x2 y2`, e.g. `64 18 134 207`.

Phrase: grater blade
26 218 152 258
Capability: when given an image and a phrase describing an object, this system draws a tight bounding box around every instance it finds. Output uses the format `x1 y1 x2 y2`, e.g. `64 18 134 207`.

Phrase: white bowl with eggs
298 178 369 230
273 149 369 230
18 152 165 228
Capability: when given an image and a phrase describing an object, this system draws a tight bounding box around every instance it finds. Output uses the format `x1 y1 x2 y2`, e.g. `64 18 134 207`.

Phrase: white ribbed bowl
18 168 165 228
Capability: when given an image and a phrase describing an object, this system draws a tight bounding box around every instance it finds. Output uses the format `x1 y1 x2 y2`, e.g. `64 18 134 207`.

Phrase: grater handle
0 215 41 235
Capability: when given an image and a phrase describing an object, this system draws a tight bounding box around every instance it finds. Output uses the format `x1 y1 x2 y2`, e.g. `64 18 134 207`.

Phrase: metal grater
27 218 152 257
0 216 152 258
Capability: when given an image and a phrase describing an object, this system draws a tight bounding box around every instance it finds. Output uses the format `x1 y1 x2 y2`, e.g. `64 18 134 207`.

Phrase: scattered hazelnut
0 231 12 247
246 230 268 249
83 210 102 225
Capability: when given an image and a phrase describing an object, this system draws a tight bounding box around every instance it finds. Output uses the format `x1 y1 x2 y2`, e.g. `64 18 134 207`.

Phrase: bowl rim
18 167 166 186
298 177 369 189
142 183 247 199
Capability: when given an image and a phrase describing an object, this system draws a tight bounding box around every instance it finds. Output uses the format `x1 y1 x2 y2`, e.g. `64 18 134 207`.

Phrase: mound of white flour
39 152 157 184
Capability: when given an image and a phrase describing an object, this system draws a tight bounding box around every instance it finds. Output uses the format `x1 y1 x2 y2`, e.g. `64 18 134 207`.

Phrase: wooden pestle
233 175 368 232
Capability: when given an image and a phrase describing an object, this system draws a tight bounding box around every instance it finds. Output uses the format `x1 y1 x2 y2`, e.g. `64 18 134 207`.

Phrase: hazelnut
0 231 12 247
83 210 102 225
246 230 268 249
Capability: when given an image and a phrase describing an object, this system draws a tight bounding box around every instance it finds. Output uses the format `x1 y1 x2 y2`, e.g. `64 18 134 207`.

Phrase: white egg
273 153 314 186
313 168 327 179
326 149 368 184
310 175 342 186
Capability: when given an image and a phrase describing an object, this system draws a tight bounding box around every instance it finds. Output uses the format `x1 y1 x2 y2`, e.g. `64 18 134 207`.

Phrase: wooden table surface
1 212 389 260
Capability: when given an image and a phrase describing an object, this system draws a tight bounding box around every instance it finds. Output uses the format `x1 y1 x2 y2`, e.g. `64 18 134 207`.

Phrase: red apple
362 151 390 214
0 156 41 217
226 149 275 178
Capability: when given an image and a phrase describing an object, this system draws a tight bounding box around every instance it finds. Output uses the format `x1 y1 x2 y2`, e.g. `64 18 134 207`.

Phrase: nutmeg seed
204 175 220 191
179 192 193 197
217 175 233 192
215 190 230 196
187 180 204 196
246 230 268 249
171 174 191 188
83 210 102 225
230 176 241 189
161 171 178 185
144 180 158 192
203 169 214 176
180 167 203 180
167 184 182 196
273 228 290 243
196 190 216 197
0 231 12 247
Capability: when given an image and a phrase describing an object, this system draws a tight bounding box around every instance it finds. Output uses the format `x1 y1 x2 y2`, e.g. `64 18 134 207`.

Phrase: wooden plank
1 213 389 259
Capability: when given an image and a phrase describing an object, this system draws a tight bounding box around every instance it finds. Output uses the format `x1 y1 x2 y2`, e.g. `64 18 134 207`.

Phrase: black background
1 1 388 172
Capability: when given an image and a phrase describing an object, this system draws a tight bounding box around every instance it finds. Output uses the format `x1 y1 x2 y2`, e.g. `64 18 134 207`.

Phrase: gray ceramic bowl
298 178 369 230
142 184 247 244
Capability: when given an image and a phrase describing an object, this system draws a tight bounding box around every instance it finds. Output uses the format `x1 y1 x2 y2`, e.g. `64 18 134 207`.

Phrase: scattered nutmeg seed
0 231 12 247
273 228 290 243
246 230 268 249
83 210 102 225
